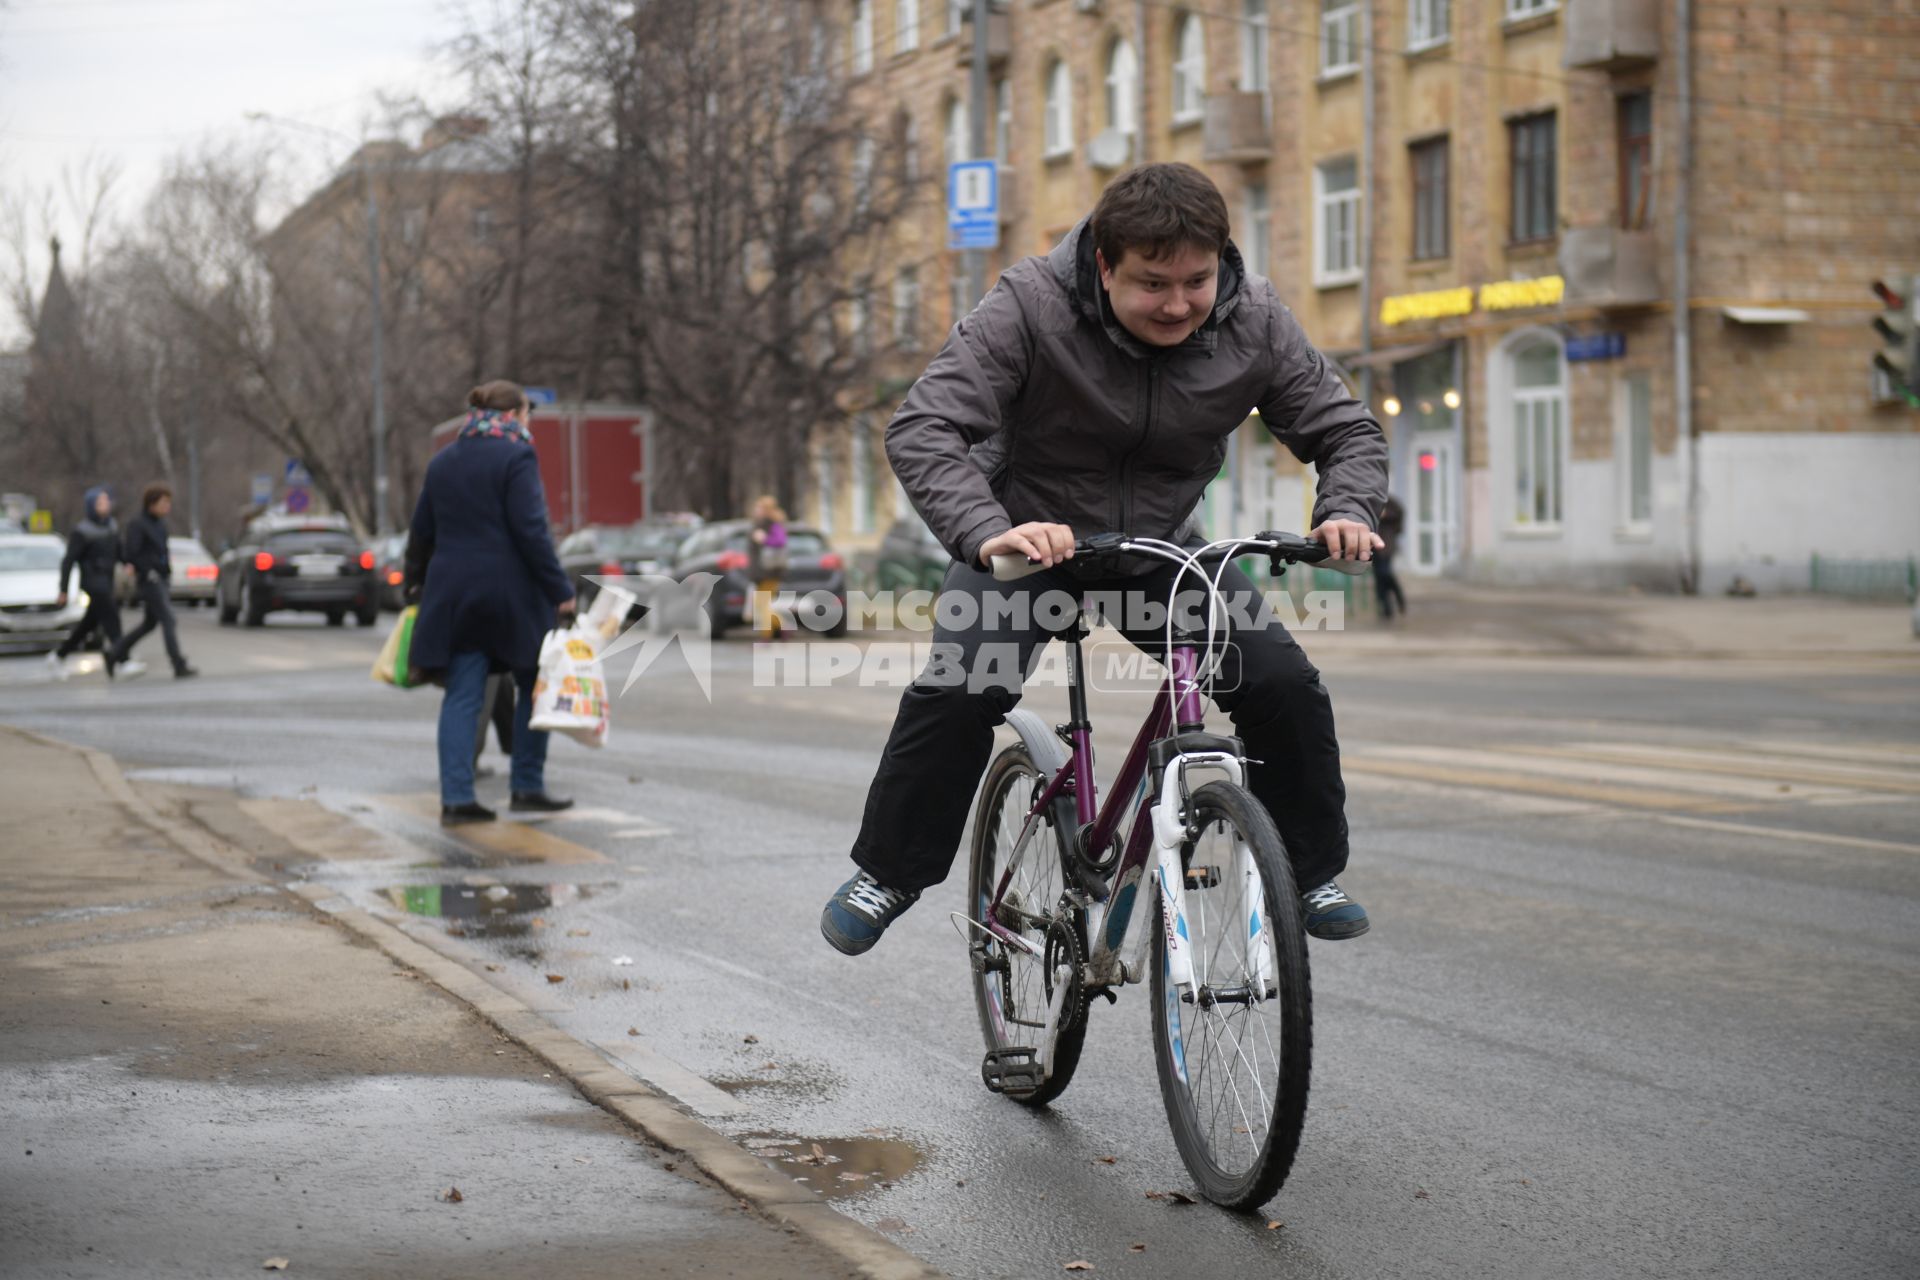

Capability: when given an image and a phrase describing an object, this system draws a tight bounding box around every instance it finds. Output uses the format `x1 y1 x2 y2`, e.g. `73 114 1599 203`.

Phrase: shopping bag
371 606 420 689
529 623 611 748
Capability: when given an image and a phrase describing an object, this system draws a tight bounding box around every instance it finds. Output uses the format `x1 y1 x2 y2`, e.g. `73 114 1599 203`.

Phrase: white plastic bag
529 623 611 748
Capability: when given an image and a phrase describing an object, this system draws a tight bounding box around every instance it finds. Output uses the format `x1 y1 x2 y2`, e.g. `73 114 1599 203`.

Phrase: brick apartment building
815 0 1919 592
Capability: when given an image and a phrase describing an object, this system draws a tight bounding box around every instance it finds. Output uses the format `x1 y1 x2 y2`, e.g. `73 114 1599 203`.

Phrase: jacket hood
1048 217 1247 360
82 485 108 515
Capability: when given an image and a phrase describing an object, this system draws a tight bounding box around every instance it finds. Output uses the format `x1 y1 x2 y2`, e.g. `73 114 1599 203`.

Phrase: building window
852 0 873 75
1505 0 1557 18
1241 0 1269 94
893 266 920 347
947 0 965 39
1509 111 1556 244
1410 136 1449 261
1510 338 1564 526
1618 91 1652 230
853 134 875 214
1106 38 1139 137
945 96 967 166
470 206 493 245
1243 181 1270 277
1314 157 1360 286
1619 372 1652 527
1409 0 1449 49
1321 0 1359 77
1172 15 1206 124
851 417 876 535
896 0 918 53
994 77 1011 163
1043 58 1073 159
899 112 921 183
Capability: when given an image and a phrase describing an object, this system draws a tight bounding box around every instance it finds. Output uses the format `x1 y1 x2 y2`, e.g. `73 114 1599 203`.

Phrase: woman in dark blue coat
404 380 577 825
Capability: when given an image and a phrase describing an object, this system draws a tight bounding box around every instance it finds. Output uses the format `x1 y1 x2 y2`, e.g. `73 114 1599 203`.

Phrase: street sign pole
967 0 990 312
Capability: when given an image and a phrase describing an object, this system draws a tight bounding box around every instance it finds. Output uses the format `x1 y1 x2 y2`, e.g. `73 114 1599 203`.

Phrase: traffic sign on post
948 160 999 252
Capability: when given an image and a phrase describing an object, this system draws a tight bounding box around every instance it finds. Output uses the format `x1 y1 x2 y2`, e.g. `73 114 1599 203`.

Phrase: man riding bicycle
822 163 1387 955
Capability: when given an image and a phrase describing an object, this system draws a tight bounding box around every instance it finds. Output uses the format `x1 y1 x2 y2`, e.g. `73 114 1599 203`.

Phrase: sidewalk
0 727 908 1280
1312 577 1920 660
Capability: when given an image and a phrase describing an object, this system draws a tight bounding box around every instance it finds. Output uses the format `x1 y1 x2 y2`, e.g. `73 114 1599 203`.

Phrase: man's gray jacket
885 220 1388 574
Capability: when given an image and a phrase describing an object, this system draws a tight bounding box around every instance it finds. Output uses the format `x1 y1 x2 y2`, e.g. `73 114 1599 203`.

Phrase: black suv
216 514 379 628
671 518 847 638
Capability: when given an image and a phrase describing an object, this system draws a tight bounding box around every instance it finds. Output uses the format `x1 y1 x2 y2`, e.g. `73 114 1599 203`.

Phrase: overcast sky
0 0 468 346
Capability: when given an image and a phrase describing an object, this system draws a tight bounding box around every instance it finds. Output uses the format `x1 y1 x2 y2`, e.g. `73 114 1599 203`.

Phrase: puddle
384 882 601 940
737 1132 922 1200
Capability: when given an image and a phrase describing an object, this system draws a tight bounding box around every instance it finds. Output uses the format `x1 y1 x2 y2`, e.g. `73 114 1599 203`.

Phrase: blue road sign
285 459 312 486
524 386 558 405
285 488 311 514
1565 333 1627 363
251 474 274 506
948 160 999 252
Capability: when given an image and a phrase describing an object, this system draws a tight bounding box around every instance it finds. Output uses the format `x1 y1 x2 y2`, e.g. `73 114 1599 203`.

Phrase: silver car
0 534 87 652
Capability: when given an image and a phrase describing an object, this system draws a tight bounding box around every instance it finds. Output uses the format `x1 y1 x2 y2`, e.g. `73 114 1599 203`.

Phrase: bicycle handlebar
989 531 1338 582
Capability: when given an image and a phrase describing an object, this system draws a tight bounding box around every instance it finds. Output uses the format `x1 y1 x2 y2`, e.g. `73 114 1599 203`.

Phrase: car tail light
254 552 274 572
359 551 376 570
819 553 844 571
185 565 217 581
599 560 623 577
386 570 404 586
716 550 749 572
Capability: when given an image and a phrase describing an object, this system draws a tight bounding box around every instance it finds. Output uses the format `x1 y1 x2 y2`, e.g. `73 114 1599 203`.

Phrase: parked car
372 532 409 611
0 533 88 652
557 521 698 608
114 535 221 608
875 513 951 595
670 518 846 638
215 514 379 628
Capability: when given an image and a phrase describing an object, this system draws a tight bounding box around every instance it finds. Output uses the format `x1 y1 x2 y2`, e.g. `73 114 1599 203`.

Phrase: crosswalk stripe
1535 744 1920 796
1653 814 1920 856
1356 744 1860 803
1340 756 1741 813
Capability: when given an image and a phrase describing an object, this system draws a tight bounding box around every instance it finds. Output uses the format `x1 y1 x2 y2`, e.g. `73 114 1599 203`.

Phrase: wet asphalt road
4 607 1918 1278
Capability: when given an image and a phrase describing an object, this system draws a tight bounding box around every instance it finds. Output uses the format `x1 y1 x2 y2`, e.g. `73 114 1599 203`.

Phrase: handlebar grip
989 553 1047 582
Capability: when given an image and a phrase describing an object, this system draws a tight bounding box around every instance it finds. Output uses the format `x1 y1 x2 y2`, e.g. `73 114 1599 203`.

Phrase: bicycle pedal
1185 866 1220 890
981 1047 1044 1094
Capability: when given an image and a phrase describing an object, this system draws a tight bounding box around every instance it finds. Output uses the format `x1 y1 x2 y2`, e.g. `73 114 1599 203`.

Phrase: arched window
1044 58 1073 157
1172 14 1206 123
1106 39 1138 136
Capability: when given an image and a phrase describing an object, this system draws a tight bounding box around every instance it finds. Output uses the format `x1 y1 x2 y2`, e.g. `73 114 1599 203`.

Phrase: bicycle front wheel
1150 780 1312 1209
966 743 1087 1107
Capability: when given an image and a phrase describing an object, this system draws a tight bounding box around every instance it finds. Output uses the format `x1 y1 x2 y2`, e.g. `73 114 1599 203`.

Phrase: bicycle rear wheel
1150 780 1311 1209
966 743 1087 1107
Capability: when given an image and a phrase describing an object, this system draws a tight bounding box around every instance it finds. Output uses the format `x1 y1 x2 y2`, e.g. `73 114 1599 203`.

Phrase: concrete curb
20 726 944 1280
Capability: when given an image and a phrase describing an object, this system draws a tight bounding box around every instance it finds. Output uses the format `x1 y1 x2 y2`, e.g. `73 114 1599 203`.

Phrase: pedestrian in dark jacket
821 163 1387 957
405 380 577 826
51 486 128 679
112 482 198 677
1374 495 1407 621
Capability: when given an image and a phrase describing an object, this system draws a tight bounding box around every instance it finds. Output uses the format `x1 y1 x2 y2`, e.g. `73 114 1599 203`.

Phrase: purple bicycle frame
984 643 1208 956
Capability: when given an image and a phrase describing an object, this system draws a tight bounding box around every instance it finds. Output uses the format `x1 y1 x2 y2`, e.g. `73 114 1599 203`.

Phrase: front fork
1148 752 1246 993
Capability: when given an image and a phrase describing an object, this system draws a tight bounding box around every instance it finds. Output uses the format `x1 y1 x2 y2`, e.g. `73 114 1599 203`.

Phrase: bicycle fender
1002 709 1072 779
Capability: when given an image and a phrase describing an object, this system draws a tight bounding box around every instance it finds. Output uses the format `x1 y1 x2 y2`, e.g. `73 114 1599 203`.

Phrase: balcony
955 14 1011 69
1202 92 1272 164
1563 0 1659 70
1558 226 1660 308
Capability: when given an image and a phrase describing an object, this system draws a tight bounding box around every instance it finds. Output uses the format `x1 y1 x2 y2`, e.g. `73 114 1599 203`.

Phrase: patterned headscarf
458 407 532 444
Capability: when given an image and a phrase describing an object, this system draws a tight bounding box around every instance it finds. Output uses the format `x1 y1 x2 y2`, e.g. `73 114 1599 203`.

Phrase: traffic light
1870 276 1920 407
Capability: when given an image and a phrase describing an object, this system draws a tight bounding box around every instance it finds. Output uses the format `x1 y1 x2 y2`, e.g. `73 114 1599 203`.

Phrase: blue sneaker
1301 879 1370 940
821 871 920 956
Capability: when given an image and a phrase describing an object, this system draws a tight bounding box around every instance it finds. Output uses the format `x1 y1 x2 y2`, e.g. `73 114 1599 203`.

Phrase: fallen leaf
439 1186 463 1203
573 1156 592 1164
1413 1189 1430 1200
1266 1220 1286 1231
530 916 548 929
743 1034 760 1044
484 963 502 972
1129 1243 1147 1253
567 928 591 937
262 1260 290 1272
622 979 631 990
758 1061 779 1071
445 926 467 938
1093 1154 1117 1165
544 973 565 984
1144 1191 1166 1201
1064 1264 1094 1273
1167 1190 1197 1205
627 1026 641 1036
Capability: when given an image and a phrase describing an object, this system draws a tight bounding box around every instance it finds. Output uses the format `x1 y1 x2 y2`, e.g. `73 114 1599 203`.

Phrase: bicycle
958 529 1336 1210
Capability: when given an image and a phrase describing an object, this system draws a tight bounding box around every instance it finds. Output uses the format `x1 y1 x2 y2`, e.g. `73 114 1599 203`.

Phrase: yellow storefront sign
1380 276 1565 326
1380 287 1474 327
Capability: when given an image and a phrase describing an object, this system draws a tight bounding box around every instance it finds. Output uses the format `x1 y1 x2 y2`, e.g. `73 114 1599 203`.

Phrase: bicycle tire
1150 780 1312 1209
966 743 1088 1107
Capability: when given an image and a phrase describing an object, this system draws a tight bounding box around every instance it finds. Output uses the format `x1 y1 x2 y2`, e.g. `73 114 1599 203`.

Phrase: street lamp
244 111 390 537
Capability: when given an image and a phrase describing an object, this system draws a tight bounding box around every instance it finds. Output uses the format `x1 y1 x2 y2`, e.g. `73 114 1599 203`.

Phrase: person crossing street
50 486 133 680
112 482 198 678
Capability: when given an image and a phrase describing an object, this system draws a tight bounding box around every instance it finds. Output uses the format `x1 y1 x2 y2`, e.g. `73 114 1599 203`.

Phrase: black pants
849 556 1351 897
1374 553 1406 620
116 576 186 669
56 579 122 662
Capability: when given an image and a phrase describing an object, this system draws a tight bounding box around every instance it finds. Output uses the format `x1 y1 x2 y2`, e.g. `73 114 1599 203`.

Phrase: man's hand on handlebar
1308 518 1383 563
978 522 1075 570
